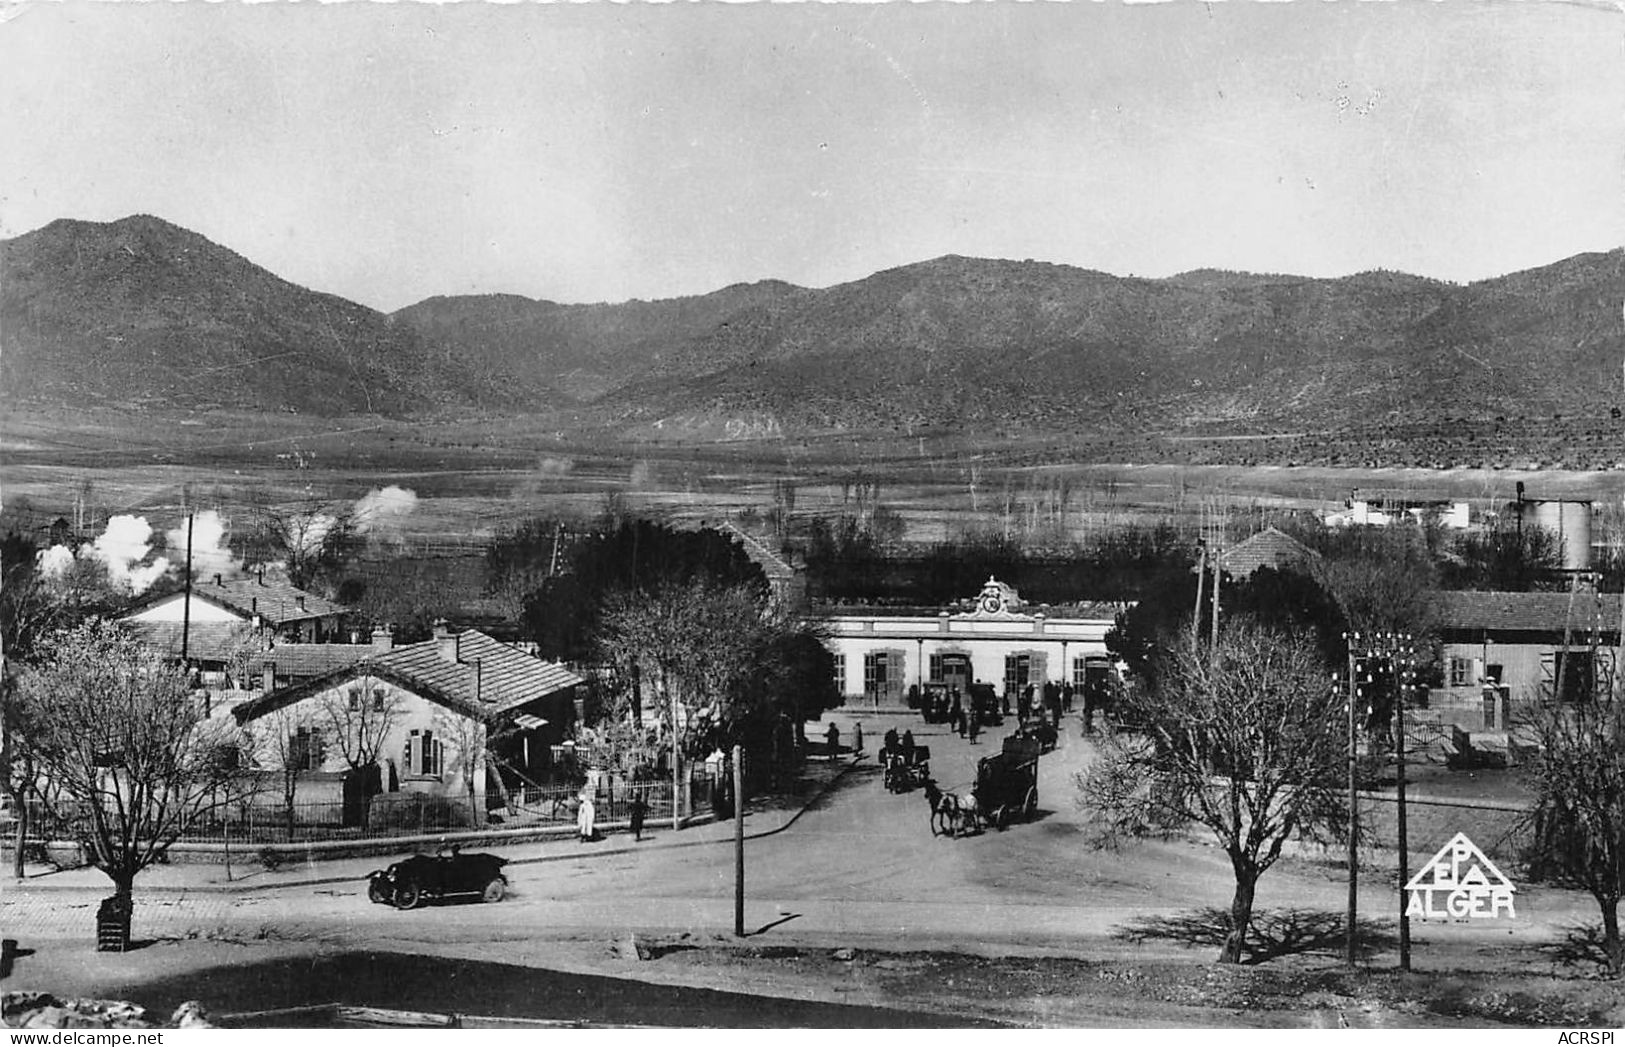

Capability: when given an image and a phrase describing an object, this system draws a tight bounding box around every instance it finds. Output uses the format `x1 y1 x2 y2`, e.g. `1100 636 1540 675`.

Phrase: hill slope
1 216 492 415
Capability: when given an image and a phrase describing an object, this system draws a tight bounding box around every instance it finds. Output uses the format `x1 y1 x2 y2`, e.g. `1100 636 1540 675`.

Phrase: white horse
923 778 981 837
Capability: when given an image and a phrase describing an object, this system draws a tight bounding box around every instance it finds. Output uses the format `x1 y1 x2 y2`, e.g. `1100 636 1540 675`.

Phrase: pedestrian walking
853 722 864 755
826 721 840 761
629 793 648 842
968 711 980 745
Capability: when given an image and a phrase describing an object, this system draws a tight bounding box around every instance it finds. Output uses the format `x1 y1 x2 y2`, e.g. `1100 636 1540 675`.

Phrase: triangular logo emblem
1404 832 1517 921
1404 832 1515 892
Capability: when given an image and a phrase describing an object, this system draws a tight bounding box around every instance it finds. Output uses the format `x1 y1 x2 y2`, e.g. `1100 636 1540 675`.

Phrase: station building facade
821 577 1129 707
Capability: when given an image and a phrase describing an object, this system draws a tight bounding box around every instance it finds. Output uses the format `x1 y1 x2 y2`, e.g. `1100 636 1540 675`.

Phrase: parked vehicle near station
367 847 509 910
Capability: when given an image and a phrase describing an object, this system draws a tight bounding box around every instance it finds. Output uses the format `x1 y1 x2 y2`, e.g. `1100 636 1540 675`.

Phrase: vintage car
366 847 509 909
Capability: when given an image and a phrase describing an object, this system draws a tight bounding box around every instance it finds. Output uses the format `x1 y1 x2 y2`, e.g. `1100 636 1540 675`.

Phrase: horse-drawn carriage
973 737 1040 829
967 683 1004 727
882 744 931 793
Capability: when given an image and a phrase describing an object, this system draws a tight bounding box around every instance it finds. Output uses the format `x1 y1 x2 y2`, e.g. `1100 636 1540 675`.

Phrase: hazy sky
2 1 1621 311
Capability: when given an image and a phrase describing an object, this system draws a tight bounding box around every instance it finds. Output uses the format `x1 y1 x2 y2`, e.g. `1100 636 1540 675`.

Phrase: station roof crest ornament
959 576 1027 619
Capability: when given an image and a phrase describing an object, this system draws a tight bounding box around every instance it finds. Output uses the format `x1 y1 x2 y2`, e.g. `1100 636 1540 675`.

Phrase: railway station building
821 577 1128 708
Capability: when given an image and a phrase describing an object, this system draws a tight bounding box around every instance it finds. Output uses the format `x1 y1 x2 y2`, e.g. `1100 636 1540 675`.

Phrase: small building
122 571 349 645
1211 526 1321 580
1431 589 1622 732
1323 498 1470 530
821 577 1127 707
232 624 583 829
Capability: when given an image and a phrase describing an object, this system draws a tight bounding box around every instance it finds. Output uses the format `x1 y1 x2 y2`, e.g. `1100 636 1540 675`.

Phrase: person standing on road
577 789 596 843
853 722 864 755
968 709 980 745
826 721 840 760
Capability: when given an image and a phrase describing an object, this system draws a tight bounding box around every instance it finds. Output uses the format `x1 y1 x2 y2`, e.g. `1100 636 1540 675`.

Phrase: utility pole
180 513 195 665
733 743 745 938
1394 633 1414 972
1192 539 1207 645
1343 632 1361 967
1208 542 1222 667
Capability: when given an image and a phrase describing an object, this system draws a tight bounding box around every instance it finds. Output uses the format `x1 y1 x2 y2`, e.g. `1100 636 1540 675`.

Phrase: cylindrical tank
1520 499 1593 570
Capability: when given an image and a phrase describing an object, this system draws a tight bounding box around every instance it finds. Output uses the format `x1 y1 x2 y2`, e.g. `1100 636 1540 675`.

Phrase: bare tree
251 503 361 591
1524 663 1625 976
432 707 488 828
316 673 402 827
1077 622 1348 963
251 705 314 842
6 620 254 908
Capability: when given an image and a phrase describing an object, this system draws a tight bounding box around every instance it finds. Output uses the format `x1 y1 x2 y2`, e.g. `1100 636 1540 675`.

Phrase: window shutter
887 649 908 701
405 734 417 776
311 730 326 769
289 732 306 771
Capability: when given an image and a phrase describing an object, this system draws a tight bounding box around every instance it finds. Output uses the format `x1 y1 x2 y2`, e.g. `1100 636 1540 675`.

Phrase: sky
2 1 1622 312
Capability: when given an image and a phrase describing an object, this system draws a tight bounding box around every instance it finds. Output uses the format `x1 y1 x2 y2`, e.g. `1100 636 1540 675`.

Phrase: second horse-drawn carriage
973 735 1041 829
882 744 931 792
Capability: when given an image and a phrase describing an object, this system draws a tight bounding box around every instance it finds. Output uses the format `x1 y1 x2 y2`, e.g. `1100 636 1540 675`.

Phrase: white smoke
296 512 339 555
36 544 75 579
165 509 241 580
353 486 418 538
83 514 171 594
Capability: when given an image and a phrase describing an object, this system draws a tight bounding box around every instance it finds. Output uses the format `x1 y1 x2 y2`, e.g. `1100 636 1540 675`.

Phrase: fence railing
10 776 728 851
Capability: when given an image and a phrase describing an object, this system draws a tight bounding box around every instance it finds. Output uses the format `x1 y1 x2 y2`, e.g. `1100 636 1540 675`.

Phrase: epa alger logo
1404 832 1516 920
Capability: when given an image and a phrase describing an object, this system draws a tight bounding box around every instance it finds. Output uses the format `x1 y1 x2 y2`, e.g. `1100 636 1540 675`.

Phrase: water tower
1514 485 1593 571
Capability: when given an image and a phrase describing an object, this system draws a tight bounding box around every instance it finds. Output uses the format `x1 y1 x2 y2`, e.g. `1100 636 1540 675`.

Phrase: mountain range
4 215 1621 463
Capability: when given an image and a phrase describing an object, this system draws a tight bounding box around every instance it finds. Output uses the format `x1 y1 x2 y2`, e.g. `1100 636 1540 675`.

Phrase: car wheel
392 882 423 910
481 876 507 903
1025 787 1038 817
368 879 391 905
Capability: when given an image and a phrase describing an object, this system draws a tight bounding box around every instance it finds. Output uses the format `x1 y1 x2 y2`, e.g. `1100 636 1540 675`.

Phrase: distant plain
4 405 1620 546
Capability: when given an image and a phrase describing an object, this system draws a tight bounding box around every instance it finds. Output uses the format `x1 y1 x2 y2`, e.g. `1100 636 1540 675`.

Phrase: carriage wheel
930 808 948 836
392 883 423 910
1024 787 1038 818
994 805 1010 830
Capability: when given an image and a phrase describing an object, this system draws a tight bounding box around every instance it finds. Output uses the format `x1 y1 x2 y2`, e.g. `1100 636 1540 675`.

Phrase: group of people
1015 681 1070 731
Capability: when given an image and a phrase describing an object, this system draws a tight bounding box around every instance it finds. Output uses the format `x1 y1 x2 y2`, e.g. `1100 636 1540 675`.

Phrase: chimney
437 629 460 665
371 626 394 653
258 567 265 585
214 573 223 586
250 596 258 614
260 662 276 693
296 595 306 612
431 619 451 639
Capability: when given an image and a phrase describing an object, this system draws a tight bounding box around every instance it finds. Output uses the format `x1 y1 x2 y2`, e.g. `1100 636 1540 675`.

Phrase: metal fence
11 776 723 851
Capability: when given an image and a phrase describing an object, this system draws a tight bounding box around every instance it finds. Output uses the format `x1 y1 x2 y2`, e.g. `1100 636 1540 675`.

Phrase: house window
831 653 846 693
1484 664 1504 686
1004 654 1030 696
928 653 945 683
405 729 444 778
348 685 386 712
1448 657 1473 688
290 727 325 771
1072 658 1090 688
863 652 887 698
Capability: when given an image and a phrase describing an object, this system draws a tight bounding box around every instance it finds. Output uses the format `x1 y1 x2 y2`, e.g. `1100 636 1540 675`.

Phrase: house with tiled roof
1212 527 1321 579
1431 589 1622 732
121 570 349 645
232 624 583 828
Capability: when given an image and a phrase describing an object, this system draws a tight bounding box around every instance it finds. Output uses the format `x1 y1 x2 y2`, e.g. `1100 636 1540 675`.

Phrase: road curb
2 756 868 896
